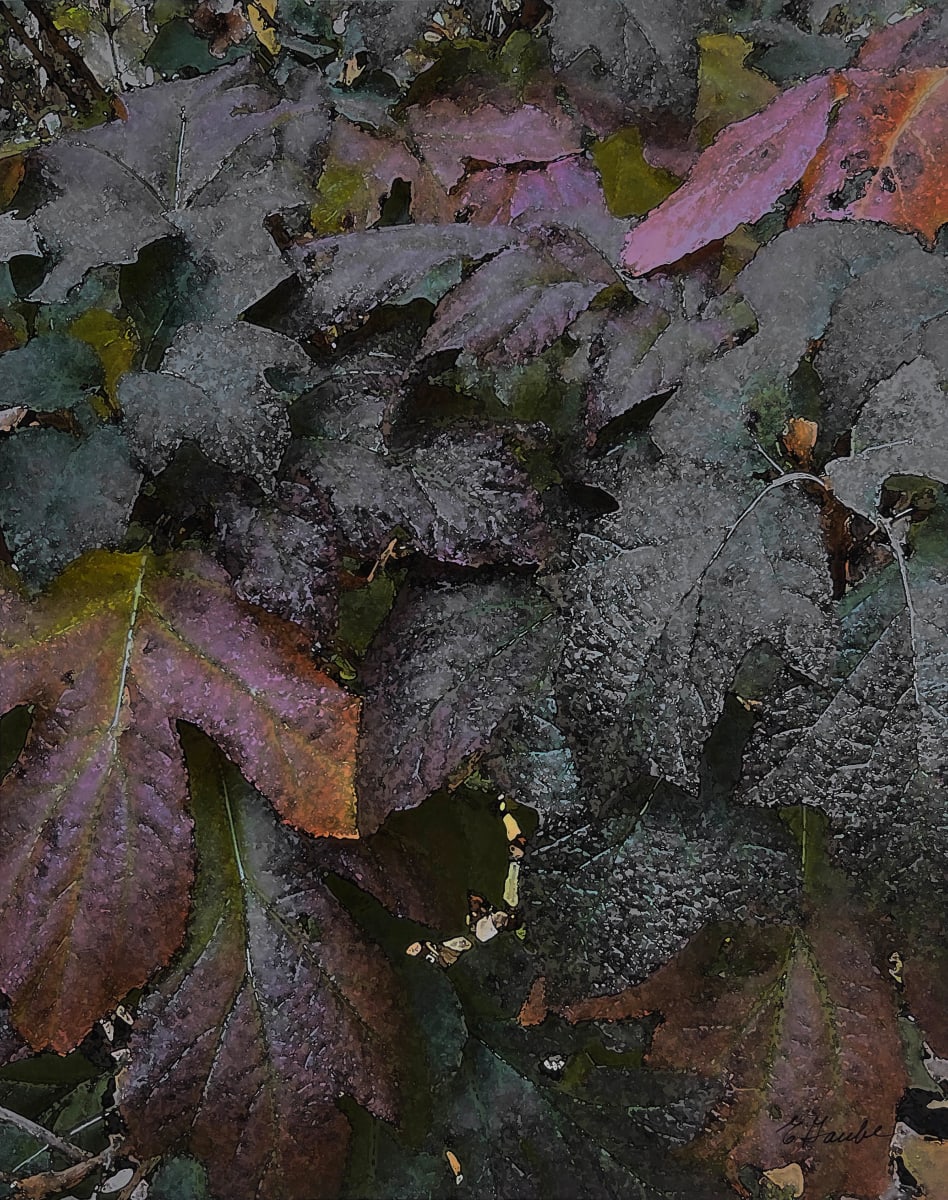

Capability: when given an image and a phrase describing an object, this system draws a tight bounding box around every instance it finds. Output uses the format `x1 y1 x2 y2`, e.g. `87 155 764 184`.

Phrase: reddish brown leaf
122 731 406 1200
565 899 905 1198
794 67 948 242
0 550 359 1051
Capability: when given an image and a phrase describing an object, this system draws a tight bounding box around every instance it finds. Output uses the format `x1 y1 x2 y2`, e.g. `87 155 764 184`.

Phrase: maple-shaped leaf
288 428 549 568
0 549 359 1051
0 423 142 588
119 321 311 486
356 579 556 833
0 213 39 262
565 862 907 1199
32 62 329 316
122 729 406 1200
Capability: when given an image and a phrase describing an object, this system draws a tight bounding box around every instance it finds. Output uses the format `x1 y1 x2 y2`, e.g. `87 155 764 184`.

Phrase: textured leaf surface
120 322 311 485
547 0 725 113
0 550 359 1050
33 63 328 314
215 481 338 637
0 334 102 413
795 67 948 241
356 579 556 832
420 237 616 364
285 223 514 330
289 429 549 567
525 786 801 1002
566 897 905 1200
0 424 142 587
122 730 405 1200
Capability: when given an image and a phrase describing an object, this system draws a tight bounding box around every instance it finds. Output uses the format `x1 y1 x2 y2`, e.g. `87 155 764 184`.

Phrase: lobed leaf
0 550 359 1051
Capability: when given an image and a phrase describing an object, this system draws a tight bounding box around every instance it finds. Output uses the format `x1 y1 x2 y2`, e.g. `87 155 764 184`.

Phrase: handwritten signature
776 1112 888 1150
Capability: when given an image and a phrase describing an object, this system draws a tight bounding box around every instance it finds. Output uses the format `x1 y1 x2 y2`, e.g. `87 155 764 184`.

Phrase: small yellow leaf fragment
502 811 522 841
248 0 280 55
762 1162 804 1197
445 1148 463 1185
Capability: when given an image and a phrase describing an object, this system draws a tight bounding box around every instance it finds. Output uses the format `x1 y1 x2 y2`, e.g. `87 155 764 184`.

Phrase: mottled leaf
284 223 514 331
119 321 311 486
0 423 141 587
215 480 338 637
32 62 329 315
794 66 948 242
122 729 405 1200
289 429 549 567
0 549 359 1050
547 0 726 113
420 236 616 364
406 98 581 191
0 334 102 413
356 579 556 832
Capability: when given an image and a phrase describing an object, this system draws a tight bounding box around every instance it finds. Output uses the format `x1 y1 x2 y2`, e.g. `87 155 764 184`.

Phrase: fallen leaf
761 1162 804 1197
0 549 359 1050
781 416 819 467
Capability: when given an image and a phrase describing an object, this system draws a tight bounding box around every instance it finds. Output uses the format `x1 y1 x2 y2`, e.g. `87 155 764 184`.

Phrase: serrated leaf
119 321 311 486
566 891 906 1199
122 729 406 1200
0 549 359 1051
356 579 556 833
289 429 549 567
32 62 329 315
0 423 142 587
215 480 338 637
420 236 616 364
284 223 514 331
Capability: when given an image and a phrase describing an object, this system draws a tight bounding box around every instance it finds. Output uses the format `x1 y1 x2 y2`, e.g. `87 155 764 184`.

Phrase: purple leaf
621 74 838 275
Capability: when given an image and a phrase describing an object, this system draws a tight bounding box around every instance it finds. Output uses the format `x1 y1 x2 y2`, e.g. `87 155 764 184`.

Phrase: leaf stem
0 1104 91 1165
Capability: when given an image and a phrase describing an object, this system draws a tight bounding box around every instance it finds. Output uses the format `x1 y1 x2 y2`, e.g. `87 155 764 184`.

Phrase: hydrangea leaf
122 729 406 1200
119 321 312 486
356 579 557 832
32 62 329 316
289 429 549 567
0 549 359 1051
0 423 142 588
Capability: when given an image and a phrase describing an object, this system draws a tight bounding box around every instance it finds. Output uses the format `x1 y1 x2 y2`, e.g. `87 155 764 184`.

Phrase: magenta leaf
620 74 838 275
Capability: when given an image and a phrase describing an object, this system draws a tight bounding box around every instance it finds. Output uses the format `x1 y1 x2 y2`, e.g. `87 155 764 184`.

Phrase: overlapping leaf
31 62 329 315
356 579 556 832
122 731 406 1200
0 550 359 1051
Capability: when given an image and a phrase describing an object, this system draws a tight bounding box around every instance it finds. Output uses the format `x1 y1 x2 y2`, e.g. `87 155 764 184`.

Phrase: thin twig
0 1105 90 1165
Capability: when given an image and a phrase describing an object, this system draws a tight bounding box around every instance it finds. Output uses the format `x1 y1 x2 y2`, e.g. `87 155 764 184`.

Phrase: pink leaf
620 74 839 276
